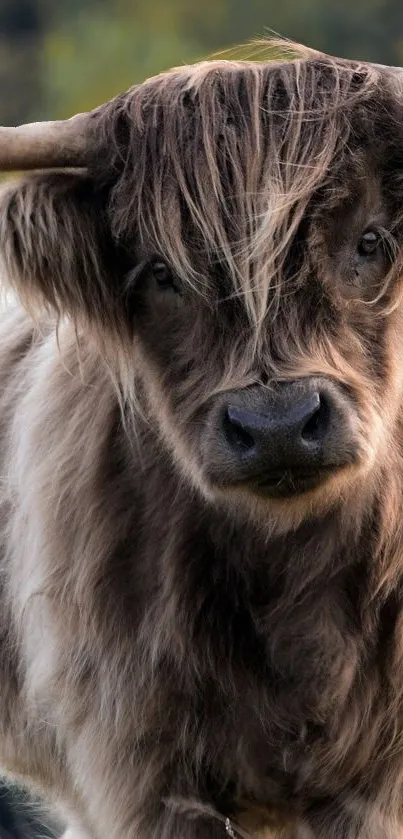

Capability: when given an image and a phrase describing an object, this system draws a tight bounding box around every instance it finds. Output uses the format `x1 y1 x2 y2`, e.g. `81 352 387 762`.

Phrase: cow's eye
358 229 381 257
150 260 177 291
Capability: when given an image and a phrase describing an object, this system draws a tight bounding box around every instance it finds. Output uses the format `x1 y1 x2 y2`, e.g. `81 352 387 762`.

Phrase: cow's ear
0 171 126 330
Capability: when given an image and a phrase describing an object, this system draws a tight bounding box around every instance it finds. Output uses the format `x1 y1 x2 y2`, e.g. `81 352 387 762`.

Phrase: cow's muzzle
205 378 360 499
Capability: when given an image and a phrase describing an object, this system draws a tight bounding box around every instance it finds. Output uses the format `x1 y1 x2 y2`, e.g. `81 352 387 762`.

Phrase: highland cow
0 42 403 839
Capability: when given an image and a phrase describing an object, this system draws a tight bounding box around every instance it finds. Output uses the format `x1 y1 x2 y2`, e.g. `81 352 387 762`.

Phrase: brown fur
1 44 403 838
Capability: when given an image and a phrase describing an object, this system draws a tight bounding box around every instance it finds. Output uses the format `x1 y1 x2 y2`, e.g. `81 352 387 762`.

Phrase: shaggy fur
1 45 403 838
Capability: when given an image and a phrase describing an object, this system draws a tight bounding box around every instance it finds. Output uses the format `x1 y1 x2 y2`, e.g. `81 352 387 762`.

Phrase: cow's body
1 48 403 839
0 303 399 839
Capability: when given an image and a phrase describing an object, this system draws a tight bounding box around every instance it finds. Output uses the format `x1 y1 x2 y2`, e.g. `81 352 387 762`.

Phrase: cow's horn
0 111 97 171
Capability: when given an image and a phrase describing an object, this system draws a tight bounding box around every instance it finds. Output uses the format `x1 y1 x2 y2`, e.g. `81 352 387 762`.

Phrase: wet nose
222 388 331 475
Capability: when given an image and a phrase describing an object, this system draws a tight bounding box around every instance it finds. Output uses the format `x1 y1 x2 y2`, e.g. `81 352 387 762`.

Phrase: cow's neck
154 463 399 725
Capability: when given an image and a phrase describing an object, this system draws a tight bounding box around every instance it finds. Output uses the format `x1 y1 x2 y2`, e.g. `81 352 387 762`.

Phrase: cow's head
2 45 403 533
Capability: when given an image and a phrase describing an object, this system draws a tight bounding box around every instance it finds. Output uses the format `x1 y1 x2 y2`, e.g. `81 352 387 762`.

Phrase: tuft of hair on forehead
95 41 387 328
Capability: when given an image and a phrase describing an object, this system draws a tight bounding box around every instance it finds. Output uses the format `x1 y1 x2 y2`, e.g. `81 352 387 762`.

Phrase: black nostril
223 408 255 452
301 393 330 443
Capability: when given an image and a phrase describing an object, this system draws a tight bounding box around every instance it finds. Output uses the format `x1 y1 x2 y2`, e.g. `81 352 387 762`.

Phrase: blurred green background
0 0 402 125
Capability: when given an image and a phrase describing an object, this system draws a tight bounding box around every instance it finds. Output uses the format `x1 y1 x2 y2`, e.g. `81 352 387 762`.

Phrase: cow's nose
221 385 335 494
224 391 327 459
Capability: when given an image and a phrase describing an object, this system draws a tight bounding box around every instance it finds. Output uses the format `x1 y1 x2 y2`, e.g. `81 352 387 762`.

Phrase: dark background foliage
0 0 402 123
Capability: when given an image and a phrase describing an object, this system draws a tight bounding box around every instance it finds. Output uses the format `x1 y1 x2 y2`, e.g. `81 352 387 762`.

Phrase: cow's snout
223 387 328 458
209 378 359 498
